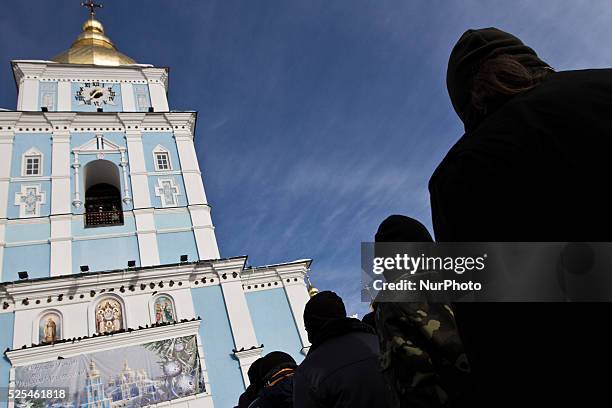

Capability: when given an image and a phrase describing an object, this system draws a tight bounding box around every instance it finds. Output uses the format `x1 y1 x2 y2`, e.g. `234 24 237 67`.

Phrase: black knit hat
258 351 296 381
375 215 433 243
247 351 297 392
303 291 346 336
447 27 550 131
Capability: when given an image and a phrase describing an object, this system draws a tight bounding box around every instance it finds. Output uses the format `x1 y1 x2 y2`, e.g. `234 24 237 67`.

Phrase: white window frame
154 177 181 208
22 147 43 177
153 145 172 171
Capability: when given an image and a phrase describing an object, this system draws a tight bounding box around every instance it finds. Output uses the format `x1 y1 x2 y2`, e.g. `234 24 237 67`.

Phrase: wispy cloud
2 0 611 315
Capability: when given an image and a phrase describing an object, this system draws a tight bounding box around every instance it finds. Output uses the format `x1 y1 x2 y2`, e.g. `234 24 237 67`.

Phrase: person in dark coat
374 215 471 408
236 358 265 408
429 27 612 403
248 351 297 408
293 291 390 408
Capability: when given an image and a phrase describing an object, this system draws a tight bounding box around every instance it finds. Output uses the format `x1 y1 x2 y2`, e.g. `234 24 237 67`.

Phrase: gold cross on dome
81 0 103 18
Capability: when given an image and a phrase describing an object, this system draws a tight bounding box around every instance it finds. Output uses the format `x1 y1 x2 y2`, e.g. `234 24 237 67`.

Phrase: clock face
75 81 117 107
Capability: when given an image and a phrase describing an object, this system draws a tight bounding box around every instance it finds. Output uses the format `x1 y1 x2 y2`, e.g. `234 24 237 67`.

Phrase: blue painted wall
71 215 136 237
3 244 50 281
10 133 52 177
70 82 123 112
38 81 58 111
148 175 188 208
133 84 151 112
141 132 180 173
72 235 140 273
4 222 49 243
7 133 53 219
246 288 305 363
154 210 192 230
140 132 188 209
192 285 244 408
157 231 198 264
0 312 14 405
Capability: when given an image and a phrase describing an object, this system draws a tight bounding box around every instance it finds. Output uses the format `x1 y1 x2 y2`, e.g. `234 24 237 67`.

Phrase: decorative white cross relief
155 178 180 207
15 185 46 217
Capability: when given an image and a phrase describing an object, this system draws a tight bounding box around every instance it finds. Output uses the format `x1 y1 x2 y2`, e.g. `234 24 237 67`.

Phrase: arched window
39 311 62 344
84 159 124 228
95 297 124 334
153 295 176 324
22 148 43 176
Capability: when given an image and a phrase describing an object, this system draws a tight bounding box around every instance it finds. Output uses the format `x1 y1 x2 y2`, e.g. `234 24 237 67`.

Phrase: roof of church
52 17 136 66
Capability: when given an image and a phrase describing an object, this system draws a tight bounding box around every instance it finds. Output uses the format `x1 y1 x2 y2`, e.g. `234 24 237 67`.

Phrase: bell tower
0 4 313 408
4 1 220 279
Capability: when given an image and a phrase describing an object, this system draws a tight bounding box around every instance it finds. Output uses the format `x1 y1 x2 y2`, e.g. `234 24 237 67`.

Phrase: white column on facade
133 208 160 266
119 113 161 267
148 83 169 112
0 114 18 281
0 220 6 282
57 81 71 111
213 259 259 343
119 148 132 204
17 78 40 111
189 205 220 260
72 153 82 208
214 259 261 387
49 214 72 276
234 348 264 387
171 128 208 205
0 118 17 218
278 262 313 354
119 114 150 209
142 68 170 112
166 113 220 259
121 82 136 111
13 62 45 111
47 116 74 214
46 114 76 276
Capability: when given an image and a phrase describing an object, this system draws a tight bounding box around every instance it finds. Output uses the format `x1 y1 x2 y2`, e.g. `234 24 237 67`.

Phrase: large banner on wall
13 335 204 408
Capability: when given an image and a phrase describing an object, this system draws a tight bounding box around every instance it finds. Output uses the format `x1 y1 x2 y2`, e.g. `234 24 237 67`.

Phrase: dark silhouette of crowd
235 26 612 408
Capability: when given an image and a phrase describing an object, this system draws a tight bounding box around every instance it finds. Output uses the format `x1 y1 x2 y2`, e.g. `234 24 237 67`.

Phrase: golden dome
52 17 136 66
308 286 320 297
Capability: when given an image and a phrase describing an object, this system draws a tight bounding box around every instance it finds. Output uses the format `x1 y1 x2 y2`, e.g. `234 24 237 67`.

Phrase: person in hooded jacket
292 291 390 408
247 351 297 408
373 215 471 408
429 27 612 403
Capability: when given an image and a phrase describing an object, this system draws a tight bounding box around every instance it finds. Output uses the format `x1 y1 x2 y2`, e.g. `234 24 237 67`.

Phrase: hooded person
247 351 297 408
292 291 390 408
373 215 471 408
236 358 265 408
429 27 612 403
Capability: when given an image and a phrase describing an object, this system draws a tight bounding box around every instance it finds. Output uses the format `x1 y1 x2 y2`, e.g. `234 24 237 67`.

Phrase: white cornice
0 258 312 310
11 61 169 90
5 320 200 366
234 346 264 359
0 257 248 303
0 111 196 135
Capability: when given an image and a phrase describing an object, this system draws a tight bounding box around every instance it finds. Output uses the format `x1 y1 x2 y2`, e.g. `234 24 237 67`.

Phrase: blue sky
1 0 611 315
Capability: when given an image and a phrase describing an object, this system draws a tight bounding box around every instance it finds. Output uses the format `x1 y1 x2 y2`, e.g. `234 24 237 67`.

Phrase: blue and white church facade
0 11 313 408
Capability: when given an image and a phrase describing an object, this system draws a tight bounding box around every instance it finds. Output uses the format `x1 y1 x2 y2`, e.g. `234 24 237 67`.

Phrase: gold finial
305 273 319 297
52 1 135 66
81 0 103 19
